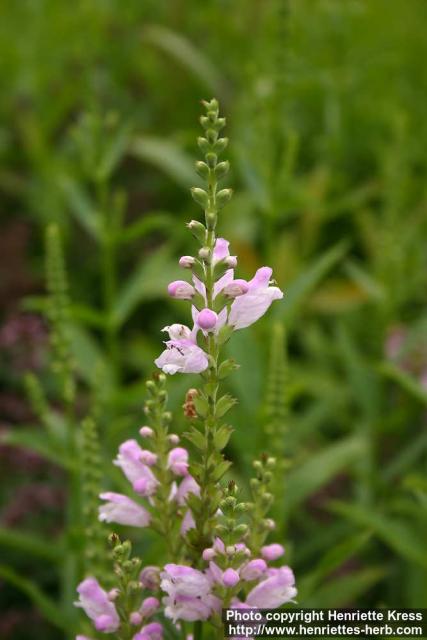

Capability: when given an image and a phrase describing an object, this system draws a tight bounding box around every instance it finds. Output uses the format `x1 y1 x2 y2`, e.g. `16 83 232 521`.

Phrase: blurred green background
1 0 427 638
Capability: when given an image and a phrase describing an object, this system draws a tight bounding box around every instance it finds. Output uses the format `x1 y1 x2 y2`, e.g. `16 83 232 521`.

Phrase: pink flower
240 559 267 581
179 256 196 269
222 568 240 588
130 612 143 626
99 492 151 527
140 596 160 617
175 475 200 505
155 325 208 375
196 308 218 331
222 279 249 298
261 543 285 561
76 637 95 640
213 238 234 264
134 622 163 640
140 450 157 466
168 447 189 476
139 426 154 438
181 510 195 534
161 564 211 597
245 567 297 608
114 440 159 496
140 566 160 590
167 280 195 299
75 578 120 633
161 564 219 622
228 267 283 330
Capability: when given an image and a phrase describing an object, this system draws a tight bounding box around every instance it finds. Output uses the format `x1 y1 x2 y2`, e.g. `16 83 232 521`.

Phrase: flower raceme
74 99 296 640
155 238 283 375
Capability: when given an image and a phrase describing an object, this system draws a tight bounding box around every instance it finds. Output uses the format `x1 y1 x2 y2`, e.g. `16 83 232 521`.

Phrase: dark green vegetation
0 1 426 638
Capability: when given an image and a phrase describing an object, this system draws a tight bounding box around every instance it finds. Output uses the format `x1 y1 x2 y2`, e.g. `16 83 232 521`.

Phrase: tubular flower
245 567 297 608
75 578 120 633
114 440 159 496
168 447 189 476
228 267 283 330
99 492 151 527
155 325 208 375
160 564 220 622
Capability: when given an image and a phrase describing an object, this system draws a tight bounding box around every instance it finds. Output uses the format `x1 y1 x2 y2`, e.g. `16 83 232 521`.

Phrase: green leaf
96 124 131 181
142 25 224 95
68 324 108 384
112 246 182 327
211 459 232 482
119 212 173 245
130 135 199 189
330 501 427 568
193 394 209 418
215 394 237 418
0 429 73 469
278 241 349 323
184 429 206 450
0 527 62 562
0 564 69 630
379 362 427 406
214 425 233 450
284 435 367 513
299 531 372 599
304 567 386 607
58 175 101 239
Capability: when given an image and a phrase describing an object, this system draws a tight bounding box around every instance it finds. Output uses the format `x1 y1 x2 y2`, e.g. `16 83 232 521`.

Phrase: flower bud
241 559 267 581
195 161 209 178
198 246 210 261
168 433 180 445
205 211 217 230
214 137 228 153
187 220 206 243
261 543 285 561
197 308 218 331
179 255 196 269
141 596 160 617
223 279 249 298
140 566 160 590
167 280 195 300
216 188 233 208
108 588 120 601
130 612 143 626
222 568 240 588
202 548 216 561
140 450 157 466
233 524 248 536
206 152 217 168
191 187 209 209
215 160 230 178
225 255 237 268
139 426 153 438
197 136 210 153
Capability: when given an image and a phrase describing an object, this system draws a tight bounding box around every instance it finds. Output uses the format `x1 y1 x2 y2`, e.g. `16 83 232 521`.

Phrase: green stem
193 620 204 640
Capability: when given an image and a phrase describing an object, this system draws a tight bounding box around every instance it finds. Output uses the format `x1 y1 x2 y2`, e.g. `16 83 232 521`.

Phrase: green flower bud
216 188 233 208
187 220 206 244
234 524 248 536
214 137 228 153
195 161 210 178
214 117 226 131
191 187 209 209
205 211 217 230
206 129 217 144
198 137 210 153
215 161 230 178
206 152 217 168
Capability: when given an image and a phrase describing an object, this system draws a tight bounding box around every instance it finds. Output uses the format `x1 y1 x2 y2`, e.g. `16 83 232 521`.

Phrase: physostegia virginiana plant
75 99 296 640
